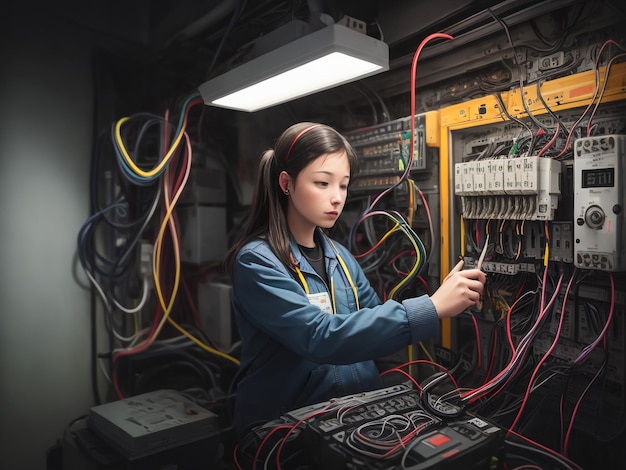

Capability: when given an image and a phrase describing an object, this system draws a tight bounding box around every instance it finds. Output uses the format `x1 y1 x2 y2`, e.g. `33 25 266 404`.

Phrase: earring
284 189 289 195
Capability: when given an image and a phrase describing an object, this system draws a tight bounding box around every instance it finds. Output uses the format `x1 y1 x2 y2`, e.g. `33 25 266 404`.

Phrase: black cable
114 341 225 397
535 80 569 132
505 452 553 469
525 2 586 54
488 8 548 135
349 82 378 125
505 439 580 470
354 81 391 123
493 92 534 142
205 0 248 79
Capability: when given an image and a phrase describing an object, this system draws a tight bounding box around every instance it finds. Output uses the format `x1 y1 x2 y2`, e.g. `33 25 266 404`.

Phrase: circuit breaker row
454 156 561 220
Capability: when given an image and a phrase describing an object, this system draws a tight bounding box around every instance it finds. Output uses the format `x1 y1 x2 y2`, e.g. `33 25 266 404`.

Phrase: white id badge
307 292 333 314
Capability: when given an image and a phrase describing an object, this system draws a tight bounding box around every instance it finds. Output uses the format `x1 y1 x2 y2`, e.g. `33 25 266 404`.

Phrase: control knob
584 205 606 230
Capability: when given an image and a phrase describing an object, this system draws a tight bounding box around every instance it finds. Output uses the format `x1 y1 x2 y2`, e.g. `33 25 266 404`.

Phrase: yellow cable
419 341 435 362
388 226 421 299
115 116 238 372
151 134 191 341
167 317 240 366
115 116 186 178
113 113 187 354
499 220 505 253
407 179 415 225
380 223 401 245
153 176 182 311
460 215 465 257
152 137 239 366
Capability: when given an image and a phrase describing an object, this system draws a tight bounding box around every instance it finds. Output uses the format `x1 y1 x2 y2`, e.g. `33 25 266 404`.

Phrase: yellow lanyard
294 240 360 314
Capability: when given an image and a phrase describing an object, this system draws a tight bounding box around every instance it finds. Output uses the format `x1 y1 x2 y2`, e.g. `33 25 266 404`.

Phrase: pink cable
367 33 453 213
506 270 578 436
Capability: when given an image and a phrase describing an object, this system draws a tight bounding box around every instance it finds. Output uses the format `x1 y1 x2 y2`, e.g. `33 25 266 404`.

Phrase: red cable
555 39 625 158
111 97 200 398
585 40 626 137
482 326 499 385
232 443 243 470
251 425 291 470
379 368 423 391
462 273 564 403
508 429 583 470
536 123 560 157
365 33 453 215
506 288 538 352
383 359 458 389
562 340 607 456
416 275 430 294
563 272 615 454
275 406 333 469
506 270 577 436
514 275 527 299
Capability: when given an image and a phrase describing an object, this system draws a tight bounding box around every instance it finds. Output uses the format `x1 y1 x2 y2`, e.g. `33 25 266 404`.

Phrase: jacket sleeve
334 242 440 345
233 245 439 365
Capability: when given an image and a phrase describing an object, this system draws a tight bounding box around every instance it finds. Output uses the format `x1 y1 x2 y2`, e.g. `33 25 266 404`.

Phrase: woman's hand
430 260 486 319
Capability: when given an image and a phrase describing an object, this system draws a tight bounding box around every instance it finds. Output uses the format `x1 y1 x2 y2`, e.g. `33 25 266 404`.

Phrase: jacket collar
289 228 337 265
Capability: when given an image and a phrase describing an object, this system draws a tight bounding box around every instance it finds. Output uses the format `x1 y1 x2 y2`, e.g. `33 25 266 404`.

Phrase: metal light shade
198 23 389 112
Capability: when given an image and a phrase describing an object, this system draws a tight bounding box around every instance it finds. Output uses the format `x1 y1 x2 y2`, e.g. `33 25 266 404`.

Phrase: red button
425 433 451 447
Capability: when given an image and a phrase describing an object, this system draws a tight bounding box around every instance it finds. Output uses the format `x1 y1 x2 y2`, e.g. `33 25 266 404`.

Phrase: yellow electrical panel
431 62 626 348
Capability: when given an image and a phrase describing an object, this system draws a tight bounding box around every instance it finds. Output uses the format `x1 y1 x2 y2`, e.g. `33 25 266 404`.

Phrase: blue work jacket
231 231 439 435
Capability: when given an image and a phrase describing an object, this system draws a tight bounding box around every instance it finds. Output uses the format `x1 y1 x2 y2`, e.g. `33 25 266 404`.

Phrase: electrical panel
574 135 626 271
445 92 626 469
345 115 427 192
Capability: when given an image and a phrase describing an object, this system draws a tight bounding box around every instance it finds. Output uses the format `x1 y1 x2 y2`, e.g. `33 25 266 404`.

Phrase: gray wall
0 11 94 470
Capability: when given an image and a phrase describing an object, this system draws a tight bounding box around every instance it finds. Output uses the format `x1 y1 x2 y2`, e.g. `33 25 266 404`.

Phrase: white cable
84 268 111 311
112 277 151 314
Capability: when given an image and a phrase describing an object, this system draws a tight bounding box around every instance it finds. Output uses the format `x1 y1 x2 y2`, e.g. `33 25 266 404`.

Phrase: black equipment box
296 383 504 469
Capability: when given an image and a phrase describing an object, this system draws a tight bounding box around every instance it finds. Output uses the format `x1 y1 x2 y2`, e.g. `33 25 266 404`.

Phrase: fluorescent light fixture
198 23 389 112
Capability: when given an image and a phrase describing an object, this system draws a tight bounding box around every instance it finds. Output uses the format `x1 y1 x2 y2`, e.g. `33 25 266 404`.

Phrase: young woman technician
225 122 486 436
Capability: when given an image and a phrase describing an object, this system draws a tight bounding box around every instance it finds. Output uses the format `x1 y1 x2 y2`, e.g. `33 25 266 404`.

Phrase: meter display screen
582 168 614 188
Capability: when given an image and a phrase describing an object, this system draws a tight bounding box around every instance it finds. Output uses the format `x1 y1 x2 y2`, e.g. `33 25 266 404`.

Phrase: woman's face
285 151 350 246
